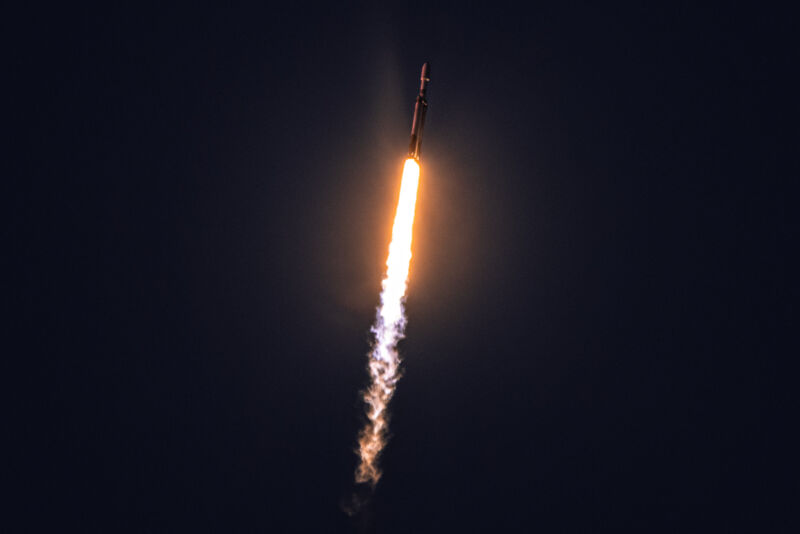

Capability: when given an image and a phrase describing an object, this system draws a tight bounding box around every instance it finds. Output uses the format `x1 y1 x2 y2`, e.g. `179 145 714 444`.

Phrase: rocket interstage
354 64 430 489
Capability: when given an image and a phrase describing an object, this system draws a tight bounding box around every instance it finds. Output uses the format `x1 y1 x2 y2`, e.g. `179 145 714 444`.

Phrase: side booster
408 62 431 161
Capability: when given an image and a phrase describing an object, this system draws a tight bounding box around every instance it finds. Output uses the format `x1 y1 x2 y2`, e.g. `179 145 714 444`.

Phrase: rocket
408 63 431 161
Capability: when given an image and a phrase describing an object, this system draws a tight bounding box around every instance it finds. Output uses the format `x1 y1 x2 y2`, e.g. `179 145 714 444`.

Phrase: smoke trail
355 158 420 487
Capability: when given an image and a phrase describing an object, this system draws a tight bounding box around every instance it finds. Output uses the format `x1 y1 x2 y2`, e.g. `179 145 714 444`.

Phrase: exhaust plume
355 158 420 487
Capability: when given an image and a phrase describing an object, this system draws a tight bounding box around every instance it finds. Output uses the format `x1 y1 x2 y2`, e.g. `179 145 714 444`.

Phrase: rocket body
408 63 431 161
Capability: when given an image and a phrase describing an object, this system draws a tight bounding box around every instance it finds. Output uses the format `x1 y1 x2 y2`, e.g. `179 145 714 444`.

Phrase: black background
9 3 797 532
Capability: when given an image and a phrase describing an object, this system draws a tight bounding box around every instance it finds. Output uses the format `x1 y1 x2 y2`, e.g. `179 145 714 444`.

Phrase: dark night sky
9 3 797 532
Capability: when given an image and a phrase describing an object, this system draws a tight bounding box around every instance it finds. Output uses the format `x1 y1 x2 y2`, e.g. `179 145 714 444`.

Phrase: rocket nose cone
421 62 430 81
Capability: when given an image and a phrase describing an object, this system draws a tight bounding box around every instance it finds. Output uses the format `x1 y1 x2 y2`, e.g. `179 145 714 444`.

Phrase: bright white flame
356 158 420 486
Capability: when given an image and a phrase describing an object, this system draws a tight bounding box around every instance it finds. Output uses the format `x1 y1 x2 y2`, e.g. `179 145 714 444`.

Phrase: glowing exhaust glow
355 158 420 486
